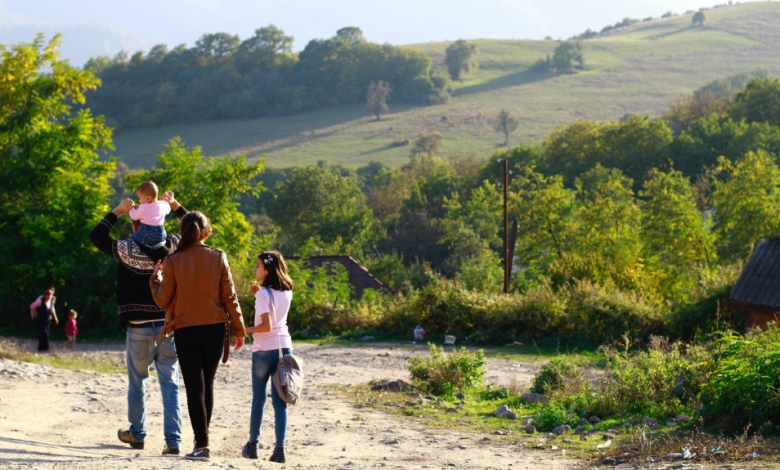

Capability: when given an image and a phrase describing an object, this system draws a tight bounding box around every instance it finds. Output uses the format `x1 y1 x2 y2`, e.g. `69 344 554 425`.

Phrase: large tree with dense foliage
640 168 715 299
729 77 780 128
273 163 375 252
0 35 116 326
445 39 478 81
509 166 577 287
711 151 780 261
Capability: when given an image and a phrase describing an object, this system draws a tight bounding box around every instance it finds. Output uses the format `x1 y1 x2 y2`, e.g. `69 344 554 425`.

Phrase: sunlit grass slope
111 1 780 169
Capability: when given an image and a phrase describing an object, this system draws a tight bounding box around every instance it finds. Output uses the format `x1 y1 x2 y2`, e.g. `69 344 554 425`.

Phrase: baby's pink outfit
129 201 170 226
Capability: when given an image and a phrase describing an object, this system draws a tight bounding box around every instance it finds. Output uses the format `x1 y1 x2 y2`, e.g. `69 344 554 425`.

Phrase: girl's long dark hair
175 211 212 254
259 250 293 291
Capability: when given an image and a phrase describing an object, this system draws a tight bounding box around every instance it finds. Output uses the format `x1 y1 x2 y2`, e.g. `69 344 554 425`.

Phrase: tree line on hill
82 26 449 130
4 36 780 344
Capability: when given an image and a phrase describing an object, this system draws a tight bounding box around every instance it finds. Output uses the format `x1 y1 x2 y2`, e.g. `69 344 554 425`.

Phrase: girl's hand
250 281 260 295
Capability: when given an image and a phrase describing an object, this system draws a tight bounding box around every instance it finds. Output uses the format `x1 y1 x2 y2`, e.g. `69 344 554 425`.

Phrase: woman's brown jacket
150 243 246 339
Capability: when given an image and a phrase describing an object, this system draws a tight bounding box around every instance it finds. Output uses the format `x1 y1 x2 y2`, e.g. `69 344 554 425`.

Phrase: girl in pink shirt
242 251 294 463
64 310 79 350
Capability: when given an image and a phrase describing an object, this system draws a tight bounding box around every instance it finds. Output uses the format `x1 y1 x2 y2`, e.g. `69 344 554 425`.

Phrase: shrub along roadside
287 273 733 344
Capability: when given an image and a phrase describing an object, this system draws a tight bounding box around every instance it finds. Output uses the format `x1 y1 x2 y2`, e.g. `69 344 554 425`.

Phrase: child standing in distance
64 310 78 350
242 251 294 464
129 181 171 248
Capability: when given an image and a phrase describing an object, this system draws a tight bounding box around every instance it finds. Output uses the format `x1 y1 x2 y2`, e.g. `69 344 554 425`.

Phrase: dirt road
0 339 572 469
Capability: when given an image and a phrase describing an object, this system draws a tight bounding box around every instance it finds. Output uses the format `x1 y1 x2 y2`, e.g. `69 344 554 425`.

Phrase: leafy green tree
445 39 478 81
572 166 645 291
439 180 503 279
509 166 577 287
273 164 374 252
692 11 707 26
672 115 780 178
382 156 459 267
126 138 264 265
0 35 115 326
711 151 780 261
729 77 780 127
640 168 715 299
552 41 580 73
366 80 391 120
542 120 606 185
542 117 672 186
335 27 365 47
410 132 444 158
494 109 519 145
663 91 729 134
195 32 240 59
235 24 294 72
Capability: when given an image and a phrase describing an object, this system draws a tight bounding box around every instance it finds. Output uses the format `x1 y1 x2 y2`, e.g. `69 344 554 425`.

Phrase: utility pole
502 159 509 294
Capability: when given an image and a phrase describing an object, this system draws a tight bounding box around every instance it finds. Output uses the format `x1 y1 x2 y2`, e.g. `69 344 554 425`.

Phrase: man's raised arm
89 198 134 257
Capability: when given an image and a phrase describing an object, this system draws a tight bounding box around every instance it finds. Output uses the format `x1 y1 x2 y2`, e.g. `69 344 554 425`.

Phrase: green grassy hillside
111 1 780 169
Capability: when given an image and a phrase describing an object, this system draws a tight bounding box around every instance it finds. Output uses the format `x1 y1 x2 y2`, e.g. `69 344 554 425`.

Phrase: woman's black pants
35 319 51 351
173 323 224 448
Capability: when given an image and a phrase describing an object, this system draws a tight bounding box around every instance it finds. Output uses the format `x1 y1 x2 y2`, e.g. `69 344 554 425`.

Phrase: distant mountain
0 24 152 68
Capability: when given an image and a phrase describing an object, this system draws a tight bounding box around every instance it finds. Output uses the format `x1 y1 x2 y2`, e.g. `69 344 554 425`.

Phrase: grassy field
110 2 780 170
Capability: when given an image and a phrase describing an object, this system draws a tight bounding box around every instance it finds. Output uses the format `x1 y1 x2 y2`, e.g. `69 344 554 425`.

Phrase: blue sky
0 0 745 65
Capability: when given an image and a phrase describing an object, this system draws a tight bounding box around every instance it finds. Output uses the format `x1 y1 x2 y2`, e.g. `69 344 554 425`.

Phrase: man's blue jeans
126 325 182 448
249 348 291 445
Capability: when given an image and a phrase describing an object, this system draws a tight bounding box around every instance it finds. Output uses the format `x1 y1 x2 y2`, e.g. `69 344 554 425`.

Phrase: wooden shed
726 238 780 330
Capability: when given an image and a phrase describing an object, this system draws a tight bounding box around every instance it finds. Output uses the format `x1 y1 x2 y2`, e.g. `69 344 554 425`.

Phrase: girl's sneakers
185 447 210 461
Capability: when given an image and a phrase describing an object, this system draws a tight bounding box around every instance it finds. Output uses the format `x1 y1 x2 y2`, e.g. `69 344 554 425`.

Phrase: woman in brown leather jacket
150 211 246 462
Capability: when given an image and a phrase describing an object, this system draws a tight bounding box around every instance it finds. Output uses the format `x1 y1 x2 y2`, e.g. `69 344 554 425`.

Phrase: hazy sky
0 0 746 59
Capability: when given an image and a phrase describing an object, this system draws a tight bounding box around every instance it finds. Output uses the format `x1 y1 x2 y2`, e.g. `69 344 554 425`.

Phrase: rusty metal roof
729 238 780 310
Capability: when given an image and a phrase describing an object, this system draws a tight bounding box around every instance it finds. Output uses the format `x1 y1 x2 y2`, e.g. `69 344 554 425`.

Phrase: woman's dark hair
258 250 294 291
175 211 212 254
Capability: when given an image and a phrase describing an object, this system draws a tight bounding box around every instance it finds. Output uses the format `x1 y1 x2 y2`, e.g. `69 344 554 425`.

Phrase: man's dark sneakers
242 440 259 459
117 429 144 450
162 446 180 456
269 445 286 463
185 447 210 461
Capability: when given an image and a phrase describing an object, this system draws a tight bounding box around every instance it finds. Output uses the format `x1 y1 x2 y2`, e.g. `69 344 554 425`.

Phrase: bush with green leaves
566 280 666 341
532 402 579 431
531 356 586 395
383 278 566 343
699 327 780 432
408 344 485 396
547 337 707 421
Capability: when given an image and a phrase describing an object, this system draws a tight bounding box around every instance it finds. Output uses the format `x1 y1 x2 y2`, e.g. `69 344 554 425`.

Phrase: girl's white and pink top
252 288 293 352
129 201 171 226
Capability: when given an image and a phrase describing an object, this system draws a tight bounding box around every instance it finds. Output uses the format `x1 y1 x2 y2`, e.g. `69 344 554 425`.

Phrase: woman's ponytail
175 211 212 253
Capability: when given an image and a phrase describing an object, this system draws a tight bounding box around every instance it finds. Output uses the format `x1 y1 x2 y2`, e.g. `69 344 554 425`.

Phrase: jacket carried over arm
149 244 246 339
88 206 187 327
